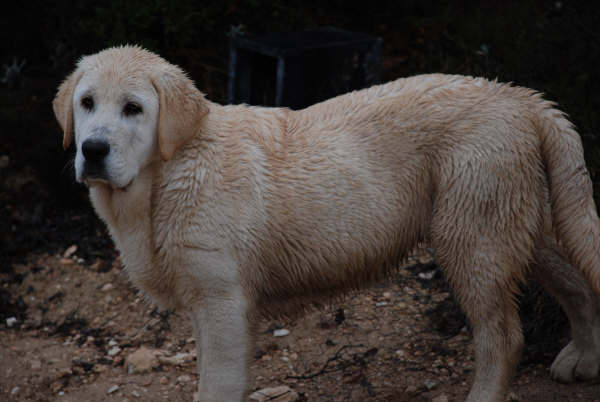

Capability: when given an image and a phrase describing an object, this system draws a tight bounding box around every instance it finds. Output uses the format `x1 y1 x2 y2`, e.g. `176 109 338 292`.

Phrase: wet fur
54 46 600 402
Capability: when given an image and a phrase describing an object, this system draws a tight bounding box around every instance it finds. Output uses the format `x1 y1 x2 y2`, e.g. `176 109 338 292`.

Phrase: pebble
108 384 120 394
507 392 519 401
108 346 121 356
125 346 159 374
131 390 141 398
423 379 438 390
159 376 169 385
432 394 449 402
177 375 191 383
0 155 9 169
30 359 42 370
418 270 436 280
90 259 109 272
11 386 19 395
158 351 195 366
6 317 17 327
63 244 78 258
50 381 63 393
249 385 299 402
273 329 290 337
375 301 389 307
102 283 114 292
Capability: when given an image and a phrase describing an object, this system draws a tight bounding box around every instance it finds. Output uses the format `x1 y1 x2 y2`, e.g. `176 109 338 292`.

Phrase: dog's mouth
83 175 133 192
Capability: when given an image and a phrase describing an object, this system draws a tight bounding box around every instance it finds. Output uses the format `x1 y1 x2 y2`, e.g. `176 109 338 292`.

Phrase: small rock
63 245 78 258
93 364 107 373
125 346 159 374
108 346 121 356
109 339 118 346
405 385 418 394
249 385 299 402
177 375 191 383
159 376 169 385
11 386 20 395
375 301 388 307
423 379 438 390
6 317 17 327
273 329 290 337
158 352 195 366
382 291 392 298
50 381 63 393
131 390 141 398
432 394 449 402
395 350 405 358
507 392 519 401
0 155 9 169
107 384 120 394
102 283 114 292
30 359 42 370
59 258 75 265
418 270 436 280
90 258 109 272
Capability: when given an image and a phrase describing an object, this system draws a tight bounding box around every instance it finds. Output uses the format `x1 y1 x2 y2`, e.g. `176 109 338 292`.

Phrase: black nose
82 139 110 161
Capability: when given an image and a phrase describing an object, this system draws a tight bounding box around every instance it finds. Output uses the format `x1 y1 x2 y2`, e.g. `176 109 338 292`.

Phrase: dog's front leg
188 287 250 402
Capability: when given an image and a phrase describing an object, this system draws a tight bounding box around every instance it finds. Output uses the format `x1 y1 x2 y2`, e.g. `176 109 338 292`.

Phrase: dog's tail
537 103 600 293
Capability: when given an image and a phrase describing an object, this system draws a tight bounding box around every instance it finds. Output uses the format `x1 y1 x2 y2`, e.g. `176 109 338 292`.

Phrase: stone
108 346 122 356
0 155 9 169
273 329 290 337
102 283 114 292
108 384 120 394
249 385 299 402
423 379 438 390
63 245 78 258
158 352 195 366
177 375 191 383
6 317 17 327
30 359 42 370
432 394 449 402
125 346 159 374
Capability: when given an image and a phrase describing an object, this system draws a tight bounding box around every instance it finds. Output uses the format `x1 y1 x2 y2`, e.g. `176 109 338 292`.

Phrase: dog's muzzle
82 138 110 181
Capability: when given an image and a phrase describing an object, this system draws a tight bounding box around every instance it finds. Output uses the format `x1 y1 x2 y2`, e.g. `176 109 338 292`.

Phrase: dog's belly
248 182 431 315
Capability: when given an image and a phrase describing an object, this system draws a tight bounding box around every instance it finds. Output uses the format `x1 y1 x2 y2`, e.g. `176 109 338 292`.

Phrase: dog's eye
123 102 143 117
81 96 94 111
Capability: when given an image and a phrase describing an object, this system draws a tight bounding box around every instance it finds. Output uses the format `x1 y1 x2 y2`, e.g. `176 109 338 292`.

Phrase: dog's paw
550 340 600 383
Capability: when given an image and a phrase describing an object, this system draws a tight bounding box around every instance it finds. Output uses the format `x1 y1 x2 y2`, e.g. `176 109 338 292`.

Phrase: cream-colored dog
53 46 600 402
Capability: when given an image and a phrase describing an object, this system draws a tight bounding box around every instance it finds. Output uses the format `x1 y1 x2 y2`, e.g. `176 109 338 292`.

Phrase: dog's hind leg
433 241 525 402
533 235 600 383
430 182 537 401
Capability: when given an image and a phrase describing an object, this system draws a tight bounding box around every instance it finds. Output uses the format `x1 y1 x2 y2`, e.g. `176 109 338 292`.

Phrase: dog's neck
89 168 157 293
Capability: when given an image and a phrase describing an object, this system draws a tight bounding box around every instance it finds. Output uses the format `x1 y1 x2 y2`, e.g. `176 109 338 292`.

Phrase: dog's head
53 45 208 189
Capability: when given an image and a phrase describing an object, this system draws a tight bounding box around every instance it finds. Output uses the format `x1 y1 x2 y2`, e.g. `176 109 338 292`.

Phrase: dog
53 46 600 401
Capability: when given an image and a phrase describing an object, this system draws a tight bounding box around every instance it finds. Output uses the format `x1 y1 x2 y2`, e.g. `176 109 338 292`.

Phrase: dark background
1 1 599 346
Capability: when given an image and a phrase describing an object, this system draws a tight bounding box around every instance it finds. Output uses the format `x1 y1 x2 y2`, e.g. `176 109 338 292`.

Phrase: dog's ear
152 70 209 161
53 70 83 150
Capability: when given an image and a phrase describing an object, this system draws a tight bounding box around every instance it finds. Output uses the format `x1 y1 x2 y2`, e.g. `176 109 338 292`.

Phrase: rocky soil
2 246 600 401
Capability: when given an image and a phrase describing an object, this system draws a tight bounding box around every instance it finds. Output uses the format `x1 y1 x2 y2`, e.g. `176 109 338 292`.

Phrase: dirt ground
2 247 600 402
